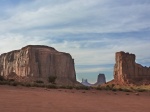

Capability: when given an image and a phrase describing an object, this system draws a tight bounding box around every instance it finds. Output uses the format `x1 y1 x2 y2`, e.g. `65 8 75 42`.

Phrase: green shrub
59 85 67 89
0 81 8 85
10 82 18 86
66 86 73 89
75 86 90 90
8 79 15 82
105 84 116 90
111 84 115 88
122 88 132 92
96 87 102 90
112 88 117 92
34 80 44 83
105 85 111 90
48 76 57 84
19 82 26 86
31 83 40 87
136 88 146 92
25 83 31 87
46 84 57 89
118 88 123 91
0 75 5 81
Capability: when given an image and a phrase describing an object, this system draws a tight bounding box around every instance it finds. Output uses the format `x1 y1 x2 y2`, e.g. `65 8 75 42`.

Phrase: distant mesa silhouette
81 73 106 86
81 78 92 86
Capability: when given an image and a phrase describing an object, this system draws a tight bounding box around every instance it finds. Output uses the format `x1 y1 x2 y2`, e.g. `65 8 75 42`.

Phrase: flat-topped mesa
114 51 150 85
0 45 77 85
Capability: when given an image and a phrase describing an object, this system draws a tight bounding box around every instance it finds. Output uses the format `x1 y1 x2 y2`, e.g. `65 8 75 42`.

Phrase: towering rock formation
0 45 77 85
114 51 150 85
95 73 106 85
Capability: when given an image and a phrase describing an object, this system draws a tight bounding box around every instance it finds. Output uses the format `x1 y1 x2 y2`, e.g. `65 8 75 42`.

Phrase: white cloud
0 0 150 34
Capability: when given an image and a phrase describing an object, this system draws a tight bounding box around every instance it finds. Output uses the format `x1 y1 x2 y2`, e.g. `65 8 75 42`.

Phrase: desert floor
0 85 150 112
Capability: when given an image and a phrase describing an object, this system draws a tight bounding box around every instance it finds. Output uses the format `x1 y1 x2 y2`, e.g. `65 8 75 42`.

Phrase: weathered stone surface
114 51 150 85
95 73 106 85
0 45 77 85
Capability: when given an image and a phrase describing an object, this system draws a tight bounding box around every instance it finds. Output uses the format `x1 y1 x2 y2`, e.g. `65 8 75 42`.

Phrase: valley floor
0 85 150 112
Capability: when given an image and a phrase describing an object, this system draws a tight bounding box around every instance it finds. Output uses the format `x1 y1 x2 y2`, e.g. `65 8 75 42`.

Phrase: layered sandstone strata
0 45 76 85
114 51 150 85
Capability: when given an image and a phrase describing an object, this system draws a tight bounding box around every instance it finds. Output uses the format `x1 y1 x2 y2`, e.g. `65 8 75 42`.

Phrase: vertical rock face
95 74 106 85
0 45 77 85
114 51 150 85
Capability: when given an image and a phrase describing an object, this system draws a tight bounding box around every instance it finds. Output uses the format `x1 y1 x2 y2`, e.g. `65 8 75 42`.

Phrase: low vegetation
95 84 150 92
75 86 90 90
0 75 5 81
48 76 57 84
34 80 44 84
0 75 150 92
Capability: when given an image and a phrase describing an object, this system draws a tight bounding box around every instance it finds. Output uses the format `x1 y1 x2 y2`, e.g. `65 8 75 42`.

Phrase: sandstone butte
95 73 106 85
0 45 77 85
114 51 150 85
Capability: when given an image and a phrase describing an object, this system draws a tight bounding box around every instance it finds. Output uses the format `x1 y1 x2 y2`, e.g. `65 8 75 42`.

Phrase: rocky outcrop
0 45 77 85
114 51 150 85
95 74 106 85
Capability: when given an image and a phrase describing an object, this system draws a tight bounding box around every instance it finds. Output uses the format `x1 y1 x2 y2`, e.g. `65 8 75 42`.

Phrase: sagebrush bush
25 83 31 87
0 75 5 81
136 88 146 92
75 86 90 90
122 88 132 92
96 87 102 90
48 76 57 84
46 84 57 89
112 88 117 91
0 81 9 85
65 86 73 89
11 82 18 86
34 80 44 83
118 88 123 91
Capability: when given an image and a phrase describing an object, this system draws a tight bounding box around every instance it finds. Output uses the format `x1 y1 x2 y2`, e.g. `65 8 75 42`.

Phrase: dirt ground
0 85 150 112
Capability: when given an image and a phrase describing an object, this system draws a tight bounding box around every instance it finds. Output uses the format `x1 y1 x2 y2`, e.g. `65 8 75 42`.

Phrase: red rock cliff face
114 51 150 85
0 45 76 85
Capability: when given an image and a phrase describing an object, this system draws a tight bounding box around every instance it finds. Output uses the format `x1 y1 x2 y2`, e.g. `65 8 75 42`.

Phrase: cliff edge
114 51 150 85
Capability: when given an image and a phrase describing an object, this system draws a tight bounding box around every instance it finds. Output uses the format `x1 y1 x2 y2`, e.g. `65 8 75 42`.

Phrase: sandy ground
0 85 150 112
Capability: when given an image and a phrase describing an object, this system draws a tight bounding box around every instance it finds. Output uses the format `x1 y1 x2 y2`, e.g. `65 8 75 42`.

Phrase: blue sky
0 0 150 83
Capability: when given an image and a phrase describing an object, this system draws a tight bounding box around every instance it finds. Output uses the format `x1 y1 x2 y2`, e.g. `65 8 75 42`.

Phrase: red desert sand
0 85 150 112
